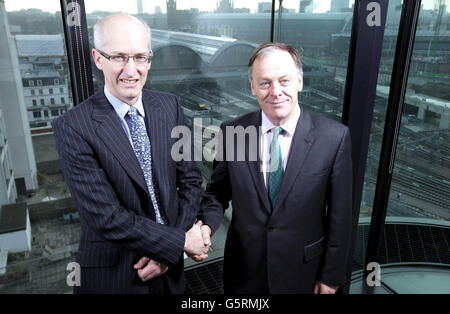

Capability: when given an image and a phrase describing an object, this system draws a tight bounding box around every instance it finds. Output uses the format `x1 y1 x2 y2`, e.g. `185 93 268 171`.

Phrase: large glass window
0 1 74 293
84 1 355 276
277 0 355 122
382 2 450 265
0 0 283 294
355 2 450 288
84 0 276 270
386 2 449 221
353 0 403 272
275 1 375 275
85 0 272 179
2 0 405 294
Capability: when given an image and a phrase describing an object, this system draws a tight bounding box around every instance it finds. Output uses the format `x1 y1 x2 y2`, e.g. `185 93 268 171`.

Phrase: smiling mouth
120 79 139 84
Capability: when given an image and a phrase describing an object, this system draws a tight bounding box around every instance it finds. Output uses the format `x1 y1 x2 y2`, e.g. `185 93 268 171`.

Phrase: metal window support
270 0 276 42
363 0 422 290
60 0 94 106
341 0 389 293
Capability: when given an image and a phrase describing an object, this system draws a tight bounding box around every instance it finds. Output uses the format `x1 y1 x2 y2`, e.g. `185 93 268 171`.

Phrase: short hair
93 14 152 50
248 42 303 81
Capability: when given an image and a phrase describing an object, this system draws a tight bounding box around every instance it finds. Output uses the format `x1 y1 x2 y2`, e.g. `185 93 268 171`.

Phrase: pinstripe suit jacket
52 89 202 294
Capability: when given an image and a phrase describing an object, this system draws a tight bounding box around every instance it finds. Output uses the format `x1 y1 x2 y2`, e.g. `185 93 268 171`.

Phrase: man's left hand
188 224 212 262
313 281 338 294
134 257 168 282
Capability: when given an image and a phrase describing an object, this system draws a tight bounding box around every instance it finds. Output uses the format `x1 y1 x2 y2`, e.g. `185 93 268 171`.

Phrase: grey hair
248 43 303 81
93 14 152 50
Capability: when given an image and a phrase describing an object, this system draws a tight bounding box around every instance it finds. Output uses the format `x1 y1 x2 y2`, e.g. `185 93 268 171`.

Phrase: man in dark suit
52 14 208 294
197 43 353 294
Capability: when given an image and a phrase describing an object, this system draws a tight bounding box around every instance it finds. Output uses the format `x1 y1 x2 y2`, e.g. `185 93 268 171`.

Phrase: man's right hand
189 224 211 262
184 221 210 256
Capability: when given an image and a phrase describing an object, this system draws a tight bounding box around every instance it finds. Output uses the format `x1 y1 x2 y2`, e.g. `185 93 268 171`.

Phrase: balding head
91 13 152 106
93 14 151 50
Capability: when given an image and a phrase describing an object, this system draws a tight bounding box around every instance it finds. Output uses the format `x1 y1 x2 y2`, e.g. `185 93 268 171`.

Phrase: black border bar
363 0 422 285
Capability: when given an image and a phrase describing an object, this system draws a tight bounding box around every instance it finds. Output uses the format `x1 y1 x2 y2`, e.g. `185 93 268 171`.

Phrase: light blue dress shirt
104 85 146 148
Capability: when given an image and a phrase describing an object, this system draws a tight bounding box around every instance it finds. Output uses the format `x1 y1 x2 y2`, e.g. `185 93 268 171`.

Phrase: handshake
184 220 212 262
134 220 211 282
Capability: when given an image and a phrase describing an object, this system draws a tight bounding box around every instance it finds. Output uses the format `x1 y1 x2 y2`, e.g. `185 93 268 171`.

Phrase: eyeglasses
97 49 153 65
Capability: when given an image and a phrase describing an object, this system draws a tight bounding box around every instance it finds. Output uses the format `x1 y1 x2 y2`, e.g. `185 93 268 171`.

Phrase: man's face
92 17 151 105
250 49 303 126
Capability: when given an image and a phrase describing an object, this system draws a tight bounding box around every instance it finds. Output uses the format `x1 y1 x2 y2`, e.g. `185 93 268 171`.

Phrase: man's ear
298 73 303 92
92 49 103 70
250 80 256 96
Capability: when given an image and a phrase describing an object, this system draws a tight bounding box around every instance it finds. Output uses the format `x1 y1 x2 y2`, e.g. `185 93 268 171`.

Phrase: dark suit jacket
52 89 202 294
199 108 353 294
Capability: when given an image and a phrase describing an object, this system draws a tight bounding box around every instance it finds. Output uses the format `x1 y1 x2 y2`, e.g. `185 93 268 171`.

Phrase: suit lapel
142 90 172 224
91 91 148 194
245 111 272 213
142 91 168 214
273 109 316 215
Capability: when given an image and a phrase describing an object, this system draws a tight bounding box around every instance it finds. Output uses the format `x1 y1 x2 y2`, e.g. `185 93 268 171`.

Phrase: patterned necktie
268 127 284 208
126 106 164 224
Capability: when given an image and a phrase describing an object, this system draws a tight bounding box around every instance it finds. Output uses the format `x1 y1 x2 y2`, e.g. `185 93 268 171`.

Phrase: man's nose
270 82 282 96
123 58 138 75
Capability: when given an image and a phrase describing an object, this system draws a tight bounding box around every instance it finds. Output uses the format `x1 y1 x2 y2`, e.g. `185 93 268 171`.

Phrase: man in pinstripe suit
52 14 208 294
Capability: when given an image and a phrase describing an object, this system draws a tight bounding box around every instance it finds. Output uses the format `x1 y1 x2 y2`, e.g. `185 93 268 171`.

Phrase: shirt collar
104 85 145 119
261 104 301 136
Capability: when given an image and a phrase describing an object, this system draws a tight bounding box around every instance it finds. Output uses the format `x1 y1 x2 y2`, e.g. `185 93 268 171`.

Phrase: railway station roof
151 29 257 72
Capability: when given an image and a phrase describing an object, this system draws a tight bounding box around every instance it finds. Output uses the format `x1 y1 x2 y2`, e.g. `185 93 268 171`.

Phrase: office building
0 2 38 196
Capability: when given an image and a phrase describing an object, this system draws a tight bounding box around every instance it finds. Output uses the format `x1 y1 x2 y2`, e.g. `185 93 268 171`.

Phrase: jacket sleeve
197 123 232 234
52 116 186 267
319 126 353 287
173 96 204 232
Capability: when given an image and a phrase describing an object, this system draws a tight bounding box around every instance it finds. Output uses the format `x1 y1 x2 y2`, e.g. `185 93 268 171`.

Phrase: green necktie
268 127 283 208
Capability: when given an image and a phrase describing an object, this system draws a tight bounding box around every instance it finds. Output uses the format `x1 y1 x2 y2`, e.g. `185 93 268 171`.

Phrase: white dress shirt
260 105 301 188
